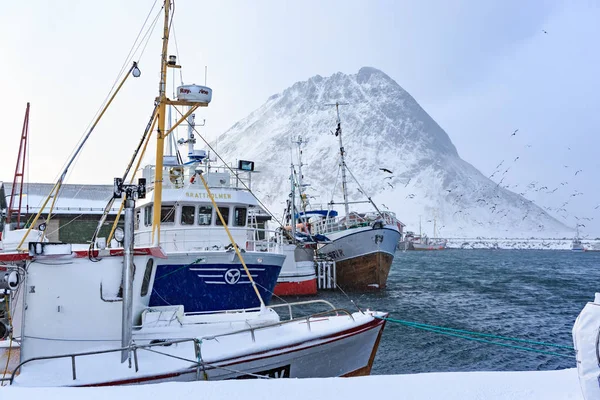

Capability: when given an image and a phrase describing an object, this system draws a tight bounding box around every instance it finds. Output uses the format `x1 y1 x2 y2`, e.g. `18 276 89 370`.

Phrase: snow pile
2 369 582 400
214 67 571 238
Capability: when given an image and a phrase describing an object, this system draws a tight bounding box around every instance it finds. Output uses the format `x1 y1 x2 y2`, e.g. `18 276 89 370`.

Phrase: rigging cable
172 107 286 229
171 23 184 85
343 162 384 218
21 0 164 243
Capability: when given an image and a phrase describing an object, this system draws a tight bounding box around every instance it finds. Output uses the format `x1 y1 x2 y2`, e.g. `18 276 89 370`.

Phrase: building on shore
1 182 121 243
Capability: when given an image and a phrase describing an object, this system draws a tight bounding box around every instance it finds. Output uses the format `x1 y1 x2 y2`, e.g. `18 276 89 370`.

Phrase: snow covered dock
2 368 582 400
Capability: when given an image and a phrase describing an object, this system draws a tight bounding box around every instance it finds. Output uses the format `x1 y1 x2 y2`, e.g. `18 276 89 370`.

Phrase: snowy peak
215 67 569 237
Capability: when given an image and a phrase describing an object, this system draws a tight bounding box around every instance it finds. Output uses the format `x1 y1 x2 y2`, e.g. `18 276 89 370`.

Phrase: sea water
275 249 598 375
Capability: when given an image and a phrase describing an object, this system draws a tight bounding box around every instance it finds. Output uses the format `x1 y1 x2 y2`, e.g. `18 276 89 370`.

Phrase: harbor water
275 249 597 374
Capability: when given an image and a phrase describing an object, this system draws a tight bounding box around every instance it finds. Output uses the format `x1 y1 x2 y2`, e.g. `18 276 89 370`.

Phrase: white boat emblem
225 269 241 284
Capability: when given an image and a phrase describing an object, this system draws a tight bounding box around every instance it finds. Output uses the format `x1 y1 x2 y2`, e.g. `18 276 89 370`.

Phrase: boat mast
333 102 350 222
151 0 172 246
290 162 297 239
295 136 307 210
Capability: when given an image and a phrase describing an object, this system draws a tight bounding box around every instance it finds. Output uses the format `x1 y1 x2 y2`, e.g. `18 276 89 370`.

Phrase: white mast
187 111 196 158
289 162 297 239
295 135 309 211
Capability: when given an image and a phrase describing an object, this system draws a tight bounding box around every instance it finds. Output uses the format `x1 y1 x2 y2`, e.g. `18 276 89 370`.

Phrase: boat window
198 205 213 226
135 210 140 230
181 206 195 225
140 259 154 297
144 206 152 226
234 207 247 227
161 205 176 224
216 206 230 226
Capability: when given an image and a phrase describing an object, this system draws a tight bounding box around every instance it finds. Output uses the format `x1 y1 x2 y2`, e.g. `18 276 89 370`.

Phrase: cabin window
198 205 213 226
234 207 247 227
144 206 153 226
216 207 230 226
135 210 140 230
181 206 195 225
140 259 154 297
161 205 176 224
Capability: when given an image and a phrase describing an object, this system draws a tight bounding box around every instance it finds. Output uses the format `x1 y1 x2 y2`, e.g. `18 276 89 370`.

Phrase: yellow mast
151 0 171 246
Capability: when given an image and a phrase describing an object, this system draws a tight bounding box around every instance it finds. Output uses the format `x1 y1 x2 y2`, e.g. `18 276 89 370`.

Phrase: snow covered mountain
213 67 570 238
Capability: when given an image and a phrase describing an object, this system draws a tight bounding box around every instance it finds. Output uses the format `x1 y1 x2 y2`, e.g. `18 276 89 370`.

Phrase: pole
290 163 297 239
114 178 146 364
334 103 350 222
151 0 171 246
121 196 135 363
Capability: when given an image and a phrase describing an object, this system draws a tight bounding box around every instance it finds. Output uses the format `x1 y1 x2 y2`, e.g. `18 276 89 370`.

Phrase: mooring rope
376 316 574 358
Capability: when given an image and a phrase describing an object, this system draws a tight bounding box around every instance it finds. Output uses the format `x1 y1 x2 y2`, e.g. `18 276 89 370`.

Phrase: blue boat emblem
225 269 241 284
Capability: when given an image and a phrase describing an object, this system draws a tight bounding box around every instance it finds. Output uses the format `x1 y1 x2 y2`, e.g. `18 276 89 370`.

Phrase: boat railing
6 337 202 384
7 303 356 384
134 226 283 253
141 164 253 192
196 308 356 349
311 211 400 235
184 299 338 321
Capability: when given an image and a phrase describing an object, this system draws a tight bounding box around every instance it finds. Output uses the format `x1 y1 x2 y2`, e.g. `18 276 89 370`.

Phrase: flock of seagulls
375 122 591 232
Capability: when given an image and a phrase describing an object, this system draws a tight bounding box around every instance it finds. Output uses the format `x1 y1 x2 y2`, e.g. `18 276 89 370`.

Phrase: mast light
132 62 141 78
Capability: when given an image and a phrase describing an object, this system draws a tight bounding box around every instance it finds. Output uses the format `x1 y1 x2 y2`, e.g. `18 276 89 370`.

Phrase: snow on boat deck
2 368 582 400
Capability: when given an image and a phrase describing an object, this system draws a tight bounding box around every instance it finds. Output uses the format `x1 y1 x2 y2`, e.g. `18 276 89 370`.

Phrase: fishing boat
0 208 386 386
85 45 286 315
274 136 318 296
0 1 388 386
306 104 402 291
129 128 286 312
571 224 586 252
402 217 446 251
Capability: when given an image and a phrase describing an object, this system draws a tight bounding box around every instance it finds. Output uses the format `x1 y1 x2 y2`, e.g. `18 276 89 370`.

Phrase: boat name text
185 192 232 199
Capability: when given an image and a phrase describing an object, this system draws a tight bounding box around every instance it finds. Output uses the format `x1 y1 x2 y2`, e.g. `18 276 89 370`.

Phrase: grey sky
1 1 599 234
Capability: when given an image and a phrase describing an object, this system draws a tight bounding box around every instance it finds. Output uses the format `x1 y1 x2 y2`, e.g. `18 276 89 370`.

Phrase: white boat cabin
134 162 277 252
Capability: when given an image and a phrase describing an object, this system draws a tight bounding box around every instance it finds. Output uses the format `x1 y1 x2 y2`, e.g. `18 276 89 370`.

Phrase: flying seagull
387 182 394 189
380 168 393 174
542 30 548 34
575 169 583 176
511 129 518 136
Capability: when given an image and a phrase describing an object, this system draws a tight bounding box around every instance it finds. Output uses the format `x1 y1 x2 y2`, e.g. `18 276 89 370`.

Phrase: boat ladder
316 260 336 290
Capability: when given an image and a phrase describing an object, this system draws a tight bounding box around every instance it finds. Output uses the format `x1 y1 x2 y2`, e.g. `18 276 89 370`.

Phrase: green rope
376 316 575 359
379 316 573 350
156 258 205 281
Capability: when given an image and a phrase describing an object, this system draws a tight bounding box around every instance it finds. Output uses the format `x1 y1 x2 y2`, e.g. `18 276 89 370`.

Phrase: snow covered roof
2 182 118 215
